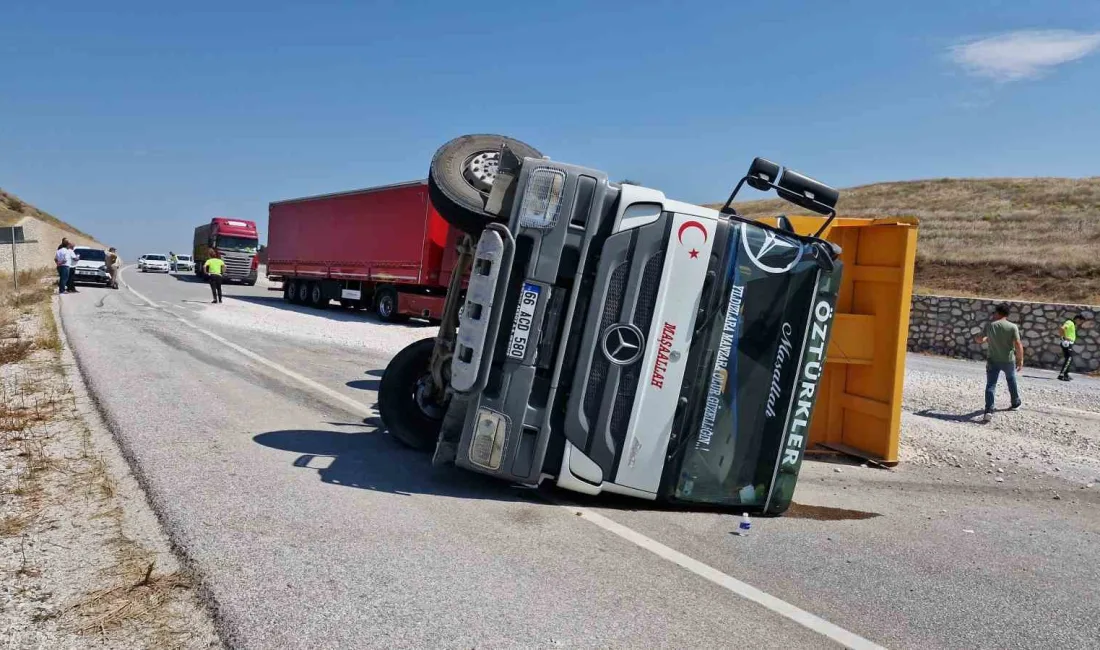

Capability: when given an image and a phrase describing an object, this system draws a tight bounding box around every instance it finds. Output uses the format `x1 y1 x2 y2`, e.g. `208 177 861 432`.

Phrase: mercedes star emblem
601 323 645 365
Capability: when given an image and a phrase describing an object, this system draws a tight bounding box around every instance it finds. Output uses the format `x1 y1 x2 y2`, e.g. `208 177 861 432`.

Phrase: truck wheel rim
462 150 499 194
380 296 393 318
312 286 321 302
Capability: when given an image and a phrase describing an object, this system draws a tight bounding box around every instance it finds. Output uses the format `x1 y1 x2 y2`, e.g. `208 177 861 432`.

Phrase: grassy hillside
1 188 94 240
716 177 1100 305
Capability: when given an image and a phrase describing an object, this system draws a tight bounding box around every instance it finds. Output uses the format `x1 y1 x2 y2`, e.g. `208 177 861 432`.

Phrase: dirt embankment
1 190 106 274
715 176 1100 305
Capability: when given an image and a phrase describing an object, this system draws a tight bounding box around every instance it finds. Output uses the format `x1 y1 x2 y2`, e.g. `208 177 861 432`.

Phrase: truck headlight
469 408 509 470
518 168 565 230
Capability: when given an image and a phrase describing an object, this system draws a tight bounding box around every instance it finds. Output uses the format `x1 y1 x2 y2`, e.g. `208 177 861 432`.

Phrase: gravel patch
901 364 1100 487
200 297 437 354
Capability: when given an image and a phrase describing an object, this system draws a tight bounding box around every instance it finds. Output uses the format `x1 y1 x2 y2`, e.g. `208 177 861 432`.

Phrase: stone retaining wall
908 294 1098 373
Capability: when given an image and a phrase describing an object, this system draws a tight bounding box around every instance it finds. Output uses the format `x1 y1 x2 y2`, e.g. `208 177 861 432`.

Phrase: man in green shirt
975 303 1023 422
1057 313 1084 381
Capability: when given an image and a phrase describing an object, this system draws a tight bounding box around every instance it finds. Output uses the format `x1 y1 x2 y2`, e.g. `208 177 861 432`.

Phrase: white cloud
950 29 1100 81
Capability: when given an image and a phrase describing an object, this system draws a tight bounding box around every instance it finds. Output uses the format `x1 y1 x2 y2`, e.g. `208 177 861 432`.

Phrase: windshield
216 236 258 252
146 255 166 261
668 221 838 513
177 255 191 261
76 249 106 261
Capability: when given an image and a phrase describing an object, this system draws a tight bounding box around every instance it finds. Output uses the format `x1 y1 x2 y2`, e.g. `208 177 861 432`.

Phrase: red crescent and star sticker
677 220 708 259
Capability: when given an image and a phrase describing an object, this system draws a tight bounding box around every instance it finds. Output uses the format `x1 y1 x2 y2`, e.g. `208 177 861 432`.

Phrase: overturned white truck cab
379 135 842 515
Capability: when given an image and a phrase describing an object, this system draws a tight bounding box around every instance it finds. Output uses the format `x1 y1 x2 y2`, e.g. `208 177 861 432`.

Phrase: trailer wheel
379 338 445 451
309 282 328 309
375 287 400 322
428 134 543 234
296 281 309 304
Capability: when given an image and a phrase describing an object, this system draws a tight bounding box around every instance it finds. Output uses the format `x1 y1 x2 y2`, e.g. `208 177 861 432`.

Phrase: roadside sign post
8 225 17 291
3 227 36 291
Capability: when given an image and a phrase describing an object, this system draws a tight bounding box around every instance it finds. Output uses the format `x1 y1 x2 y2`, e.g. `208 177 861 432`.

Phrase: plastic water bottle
737 513 751 536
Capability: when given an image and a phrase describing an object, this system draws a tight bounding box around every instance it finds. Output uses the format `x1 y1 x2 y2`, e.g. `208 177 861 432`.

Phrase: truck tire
379 338 445 451
309 282 328 309
375 287 400 322
284 280 294 302
296 281 309 304
428 134 543 234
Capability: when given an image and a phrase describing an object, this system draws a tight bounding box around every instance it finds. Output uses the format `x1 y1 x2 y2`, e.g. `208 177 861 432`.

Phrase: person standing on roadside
1057 313 1085 381
974 303 1023 422
203 253 225 303
64 241 80 293
55 239 71 294
106 247 122 289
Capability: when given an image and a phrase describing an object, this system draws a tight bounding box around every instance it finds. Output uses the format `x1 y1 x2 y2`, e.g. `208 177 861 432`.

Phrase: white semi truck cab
380 135 842 515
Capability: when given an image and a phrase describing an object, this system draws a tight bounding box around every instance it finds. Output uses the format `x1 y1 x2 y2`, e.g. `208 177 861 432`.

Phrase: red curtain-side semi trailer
266 180 463 321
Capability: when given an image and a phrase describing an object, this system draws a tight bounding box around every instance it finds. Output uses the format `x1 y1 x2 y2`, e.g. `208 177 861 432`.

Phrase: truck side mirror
746 157 781 192
776 169 839 216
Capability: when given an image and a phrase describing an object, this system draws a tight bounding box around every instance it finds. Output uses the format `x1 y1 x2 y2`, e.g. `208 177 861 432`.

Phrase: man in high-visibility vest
204 254 226 304
1057 313 1084 381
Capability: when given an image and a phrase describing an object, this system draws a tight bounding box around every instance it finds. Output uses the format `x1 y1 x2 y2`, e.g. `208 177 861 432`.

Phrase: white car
71 246 111 285
139 254 170 273
171 254 194 272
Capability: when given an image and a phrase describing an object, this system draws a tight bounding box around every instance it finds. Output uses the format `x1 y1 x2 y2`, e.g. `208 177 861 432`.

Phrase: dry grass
1 339 34 365
1 269 56 362
0 188 94 239
714 176 1100 304
64 545 194 637
0 513 31 536
0 278 210 647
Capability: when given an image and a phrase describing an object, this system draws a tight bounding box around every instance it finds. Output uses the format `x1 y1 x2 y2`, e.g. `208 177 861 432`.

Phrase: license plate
506 283 541 360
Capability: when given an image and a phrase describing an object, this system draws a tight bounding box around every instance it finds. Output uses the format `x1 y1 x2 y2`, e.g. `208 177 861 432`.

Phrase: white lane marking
564 504 886 650
122 277 373 418
120 267 882 649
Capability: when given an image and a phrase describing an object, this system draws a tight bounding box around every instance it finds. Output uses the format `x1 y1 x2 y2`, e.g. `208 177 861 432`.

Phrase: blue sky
1 0 1098 257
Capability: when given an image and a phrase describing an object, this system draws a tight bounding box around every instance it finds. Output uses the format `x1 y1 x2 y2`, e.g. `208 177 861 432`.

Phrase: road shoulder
1 277 220 648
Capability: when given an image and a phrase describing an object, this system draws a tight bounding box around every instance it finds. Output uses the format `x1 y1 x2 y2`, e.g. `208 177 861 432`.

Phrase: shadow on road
253 426 884 519
252 427 533 502
912 407 1024 423
914 408 984 423
347 379 381 391
346 369 383 392
171 273 206 283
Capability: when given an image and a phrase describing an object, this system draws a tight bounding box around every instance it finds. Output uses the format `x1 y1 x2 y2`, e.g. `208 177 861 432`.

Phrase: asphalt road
58 267 1100 649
